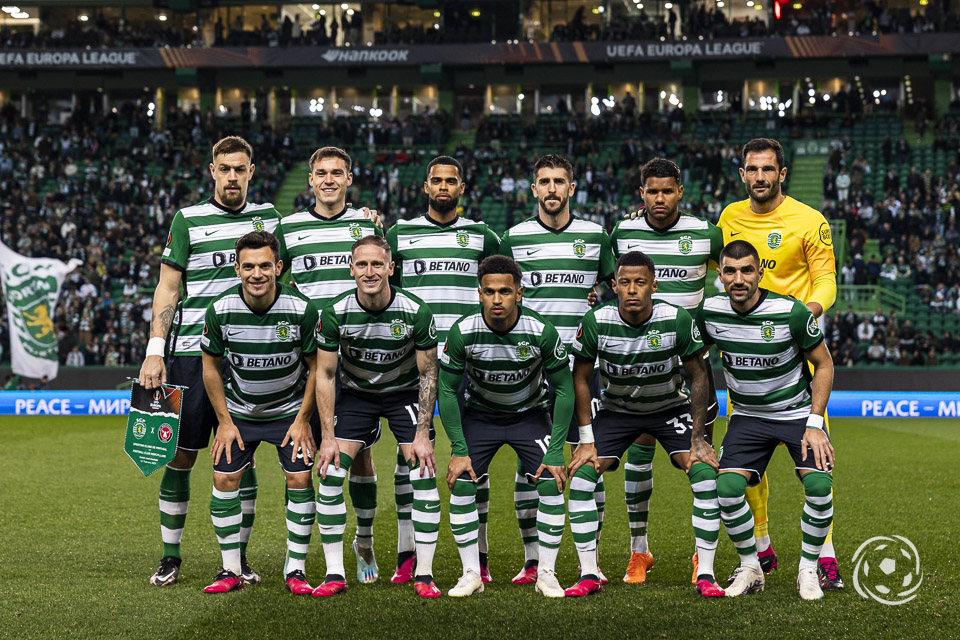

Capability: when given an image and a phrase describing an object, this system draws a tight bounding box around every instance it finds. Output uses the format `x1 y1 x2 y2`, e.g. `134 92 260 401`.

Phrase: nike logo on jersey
730 231 741 236
408 238 425 245
297 234 311 240
526 249 541 255
627 243 643 249
713 327 729 334
227 330 244 337
204 230 217 236
605 342 622 348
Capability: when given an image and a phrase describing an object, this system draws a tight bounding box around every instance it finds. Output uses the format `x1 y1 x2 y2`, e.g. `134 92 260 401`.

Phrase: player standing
703 240 834 600
610 158 722 584
718 138 841 589
498 154 614 584
439 255 572 598
565 250 724 598
386 156 501 582
313 235 442 598
139 136 279 587
276 146 383 583
199 231 320 594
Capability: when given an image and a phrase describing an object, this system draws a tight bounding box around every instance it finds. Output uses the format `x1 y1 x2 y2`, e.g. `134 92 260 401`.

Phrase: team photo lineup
135 134 841 601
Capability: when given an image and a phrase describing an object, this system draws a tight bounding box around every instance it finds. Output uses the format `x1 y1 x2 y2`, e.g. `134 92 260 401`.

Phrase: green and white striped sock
394 448 414 555
477 476 490 556
568 466 600 577
536 478 565 573
285 487 316 575
800 472 833 570
717 472 759 569
238 466 257 557
158 465 191 560
688 462 721 578
624 443 655 554
450 479 480 575
409 460 440 578
595 475 606 540
514 457 539 563
210 487 242 575
349 473 377 549
317 453 352 579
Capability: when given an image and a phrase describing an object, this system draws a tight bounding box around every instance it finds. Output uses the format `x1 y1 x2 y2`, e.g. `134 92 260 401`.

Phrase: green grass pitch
1 416 957 639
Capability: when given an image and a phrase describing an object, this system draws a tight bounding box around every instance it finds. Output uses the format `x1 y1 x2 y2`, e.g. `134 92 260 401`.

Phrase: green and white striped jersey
161 199 281 356
701 290 824 421
200 283 319 421
276 206 381 308
386 214 500 343
439 306 569 414
317 287 437 393
611 213 722 313
499 216 614 348
571 300 704 414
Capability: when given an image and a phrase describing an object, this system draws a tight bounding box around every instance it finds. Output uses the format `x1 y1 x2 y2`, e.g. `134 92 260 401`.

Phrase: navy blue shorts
461 408 553 481
167 355 220 451
594 404 710 472
214 413 320 475
334 388 434 450
719 414 833 487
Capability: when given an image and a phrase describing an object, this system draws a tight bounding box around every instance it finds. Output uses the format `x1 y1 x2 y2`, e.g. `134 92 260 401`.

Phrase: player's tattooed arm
684 353 718 471
150 263 182 339
412 347 439 478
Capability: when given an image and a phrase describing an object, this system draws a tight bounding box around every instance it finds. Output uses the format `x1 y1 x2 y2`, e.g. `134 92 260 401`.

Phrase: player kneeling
200 231 321 594
439 256 572 598
314 235 442 598
566 251 725 598
702 240 835 600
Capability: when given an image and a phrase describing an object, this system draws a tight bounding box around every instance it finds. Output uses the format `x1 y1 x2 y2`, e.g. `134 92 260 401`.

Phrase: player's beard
538 195 568 219
429 193 459 214
218 182 246 209
746 179 780 204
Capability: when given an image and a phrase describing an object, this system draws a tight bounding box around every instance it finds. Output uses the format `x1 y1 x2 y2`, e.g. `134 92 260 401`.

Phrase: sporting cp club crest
275 321 291 341
349 223 363 239
573 238 587 258
516 341 533 361
390 319 406 339
647 329 662 351
761 320 776 342
456 230 470 247
766 230 783 250
252 216 265 232
158 424 173 443
678 235 693 255
133 418 147 440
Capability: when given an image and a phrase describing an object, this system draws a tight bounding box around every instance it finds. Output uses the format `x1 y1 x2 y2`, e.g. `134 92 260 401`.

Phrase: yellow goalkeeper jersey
717 195 836 305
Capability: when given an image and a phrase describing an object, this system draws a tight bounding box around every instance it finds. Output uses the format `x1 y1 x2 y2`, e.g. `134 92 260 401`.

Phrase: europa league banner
124 381 186 476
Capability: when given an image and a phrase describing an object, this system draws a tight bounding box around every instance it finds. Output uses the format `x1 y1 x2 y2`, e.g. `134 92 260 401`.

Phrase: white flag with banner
0 241 82 380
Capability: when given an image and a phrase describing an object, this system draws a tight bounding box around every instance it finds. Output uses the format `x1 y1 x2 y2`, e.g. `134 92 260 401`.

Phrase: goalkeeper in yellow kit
717 138 842 590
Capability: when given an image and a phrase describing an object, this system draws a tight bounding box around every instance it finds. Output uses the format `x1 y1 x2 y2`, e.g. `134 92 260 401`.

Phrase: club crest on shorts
275 320 291 341
766 230 783 250
516 341 533 361
390 318 406 339
158 424 173 443
456 230 470 247
647 329 662 350
252 216 265 232
133 418 147 440
678 235 693 255
761 320 776 342
349 223 363 239
573 238 587 258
